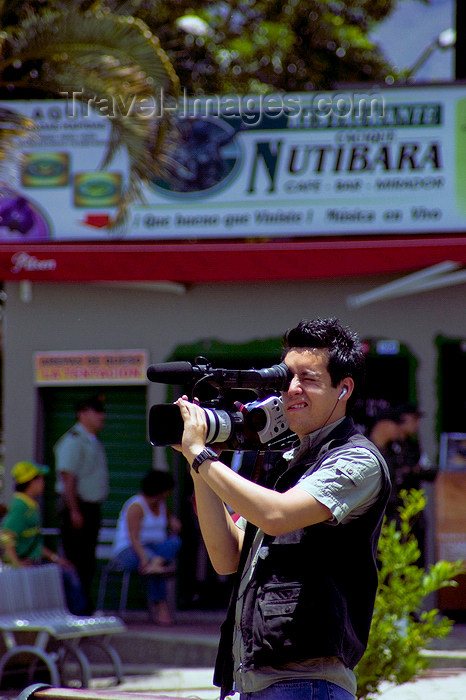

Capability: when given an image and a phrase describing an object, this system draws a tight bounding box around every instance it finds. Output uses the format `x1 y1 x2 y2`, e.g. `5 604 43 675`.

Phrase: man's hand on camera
175 396 208 466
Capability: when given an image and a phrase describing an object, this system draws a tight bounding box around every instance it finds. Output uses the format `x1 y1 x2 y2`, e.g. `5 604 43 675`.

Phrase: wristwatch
191 447 218 473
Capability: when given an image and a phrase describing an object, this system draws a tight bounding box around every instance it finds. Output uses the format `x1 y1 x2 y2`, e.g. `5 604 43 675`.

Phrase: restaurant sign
0 85 465 241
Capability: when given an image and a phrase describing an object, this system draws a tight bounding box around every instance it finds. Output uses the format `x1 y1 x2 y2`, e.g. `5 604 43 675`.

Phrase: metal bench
0 565 126 688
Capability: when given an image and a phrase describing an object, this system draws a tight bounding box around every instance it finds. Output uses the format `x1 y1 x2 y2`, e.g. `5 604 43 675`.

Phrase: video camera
147 356 295 451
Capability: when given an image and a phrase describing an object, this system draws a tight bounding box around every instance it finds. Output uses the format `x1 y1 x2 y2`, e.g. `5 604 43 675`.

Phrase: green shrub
355 489 465 699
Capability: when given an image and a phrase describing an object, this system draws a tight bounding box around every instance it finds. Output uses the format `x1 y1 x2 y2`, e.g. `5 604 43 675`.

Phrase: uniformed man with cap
54 395 109 613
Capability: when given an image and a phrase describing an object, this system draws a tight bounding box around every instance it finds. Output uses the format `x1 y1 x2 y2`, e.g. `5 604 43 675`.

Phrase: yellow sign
35 350 149 385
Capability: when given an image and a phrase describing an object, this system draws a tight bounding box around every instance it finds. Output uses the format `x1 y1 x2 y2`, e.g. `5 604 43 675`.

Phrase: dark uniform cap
76 395 105 413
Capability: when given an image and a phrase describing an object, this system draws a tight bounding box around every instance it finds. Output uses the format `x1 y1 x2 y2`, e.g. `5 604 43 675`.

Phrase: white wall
2 275 464 496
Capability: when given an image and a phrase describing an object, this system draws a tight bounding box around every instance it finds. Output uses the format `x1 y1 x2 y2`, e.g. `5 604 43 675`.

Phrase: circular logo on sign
150 118 242 198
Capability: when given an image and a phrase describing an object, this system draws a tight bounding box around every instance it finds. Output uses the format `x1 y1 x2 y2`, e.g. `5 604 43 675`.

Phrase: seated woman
112 469 181 625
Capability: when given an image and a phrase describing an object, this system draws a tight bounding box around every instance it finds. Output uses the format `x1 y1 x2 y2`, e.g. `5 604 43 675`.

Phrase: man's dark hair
281 317 365 412
140 469 174 496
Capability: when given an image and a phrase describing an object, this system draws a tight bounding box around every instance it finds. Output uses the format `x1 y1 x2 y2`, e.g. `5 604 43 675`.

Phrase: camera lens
149 404 185 446
149 404 235 446
204 409 233 444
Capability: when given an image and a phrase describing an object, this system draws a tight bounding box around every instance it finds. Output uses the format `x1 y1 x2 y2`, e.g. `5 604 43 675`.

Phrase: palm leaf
3 8 178 88
0 106 36 186
0 6 180 231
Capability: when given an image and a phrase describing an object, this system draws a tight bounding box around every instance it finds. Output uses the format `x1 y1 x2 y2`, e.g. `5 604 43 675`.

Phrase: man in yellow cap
0 461 87 614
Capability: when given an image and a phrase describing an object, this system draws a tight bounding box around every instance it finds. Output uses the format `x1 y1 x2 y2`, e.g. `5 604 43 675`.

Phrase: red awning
0 235 465 283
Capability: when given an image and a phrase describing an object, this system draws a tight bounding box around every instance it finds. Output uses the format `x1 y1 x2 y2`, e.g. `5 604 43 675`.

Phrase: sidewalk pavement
110 667 466 699
104 611 466 699
2 611 466 699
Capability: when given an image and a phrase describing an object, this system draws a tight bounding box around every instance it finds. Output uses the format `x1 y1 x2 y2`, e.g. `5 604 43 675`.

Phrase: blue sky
371 0 455 81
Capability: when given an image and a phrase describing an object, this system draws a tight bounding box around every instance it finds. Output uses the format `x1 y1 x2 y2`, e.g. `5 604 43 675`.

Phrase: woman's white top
112 494 167 556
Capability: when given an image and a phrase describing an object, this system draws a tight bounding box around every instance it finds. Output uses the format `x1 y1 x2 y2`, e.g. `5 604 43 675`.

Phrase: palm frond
0 6 180 231
0 106 36 186
4 9 179 94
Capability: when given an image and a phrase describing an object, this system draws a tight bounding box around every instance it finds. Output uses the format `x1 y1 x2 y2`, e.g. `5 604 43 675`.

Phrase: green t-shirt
0 492 43 562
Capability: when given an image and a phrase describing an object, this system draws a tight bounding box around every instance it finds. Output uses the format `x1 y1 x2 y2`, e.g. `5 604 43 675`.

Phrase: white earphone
338 387 348 400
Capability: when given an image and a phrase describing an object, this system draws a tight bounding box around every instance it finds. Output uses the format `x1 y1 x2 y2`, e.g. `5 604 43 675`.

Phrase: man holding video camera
175 318 391 700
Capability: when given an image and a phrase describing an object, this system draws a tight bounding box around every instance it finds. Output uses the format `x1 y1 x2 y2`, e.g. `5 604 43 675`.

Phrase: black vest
214 418 391 699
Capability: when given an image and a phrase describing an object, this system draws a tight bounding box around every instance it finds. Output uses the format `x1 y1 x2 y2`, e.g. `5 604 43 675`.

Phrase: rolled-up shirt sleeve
55 435 82 476
296 447 382 524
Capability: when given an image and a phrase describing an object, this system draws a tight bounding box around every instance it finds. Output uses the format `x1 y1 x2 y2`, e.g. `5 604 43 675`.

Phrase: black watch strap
191 447 218 473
